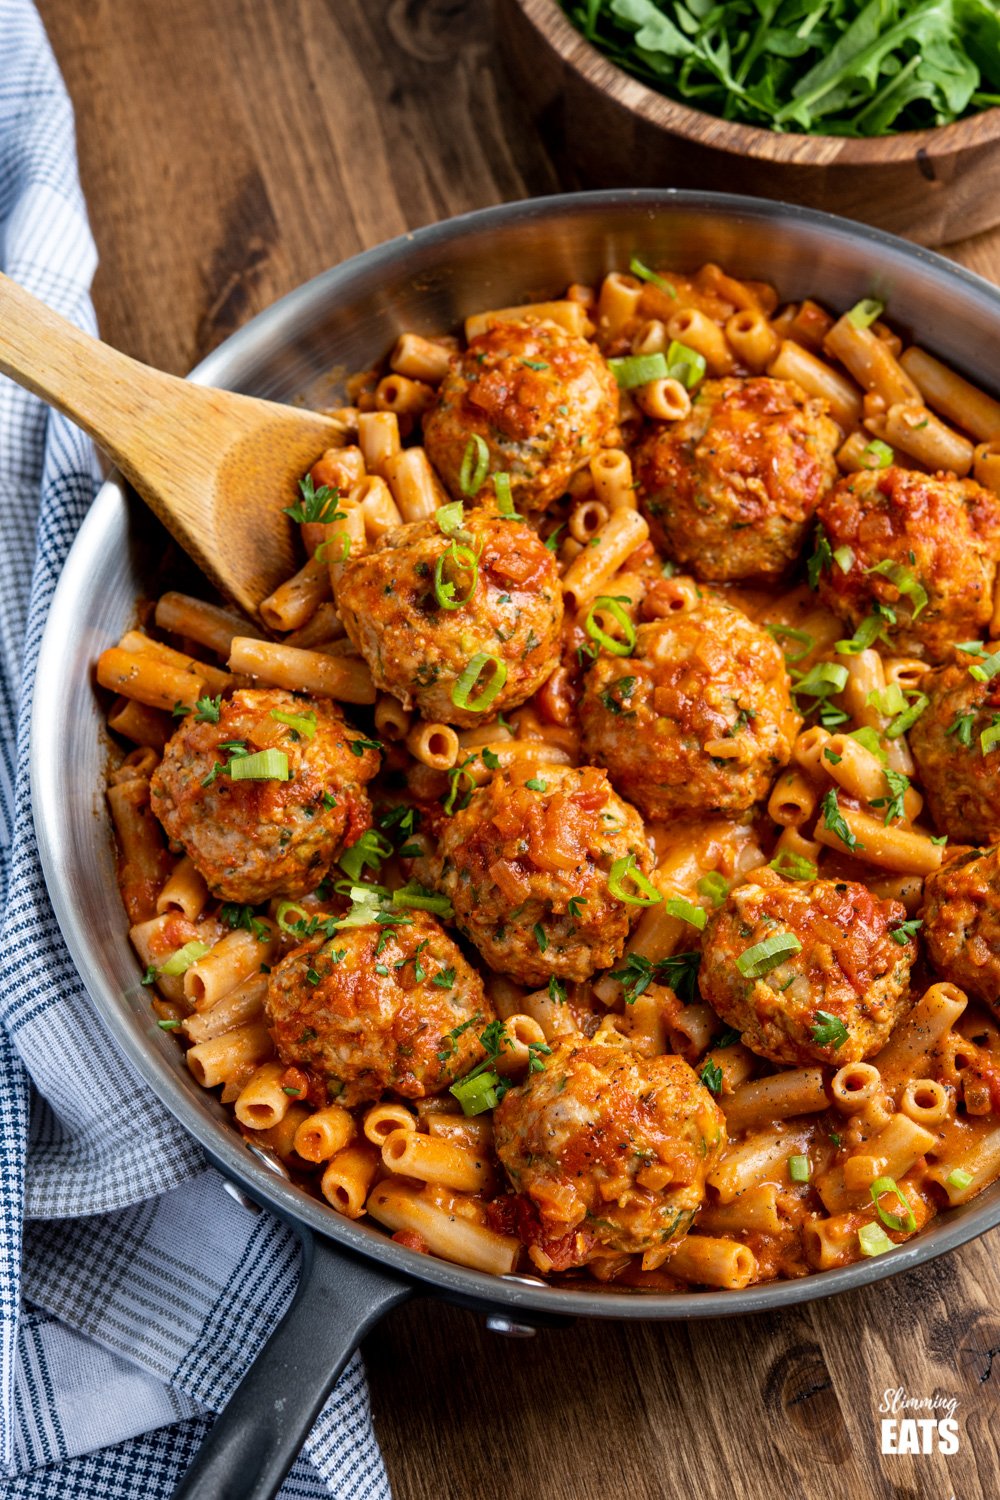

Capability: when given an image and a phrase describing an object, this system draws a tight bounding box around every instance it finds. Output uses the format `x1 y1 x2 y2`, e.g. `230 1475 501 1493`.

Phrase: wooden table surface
35 2 1000 1496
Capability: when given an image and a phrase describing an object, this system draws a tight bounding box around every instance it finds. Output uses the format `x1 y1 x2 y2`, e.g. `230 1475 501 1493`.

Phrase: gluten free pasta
101 259 1000 1290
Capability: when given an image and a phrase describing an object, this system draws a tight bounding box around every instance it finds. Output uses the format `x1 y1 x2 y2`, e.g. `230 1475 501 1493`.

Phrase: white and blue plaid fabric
0 4 391 1494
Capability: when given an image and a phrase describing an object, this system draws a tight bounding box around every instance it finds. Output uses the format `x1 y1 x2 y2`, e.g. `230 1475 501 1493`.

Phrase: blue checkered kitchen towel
0 4 391 1495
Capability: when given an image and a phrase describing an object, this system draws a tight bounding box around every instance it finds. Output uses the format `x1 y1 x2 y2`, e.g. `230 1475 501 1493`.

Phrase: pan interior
31 190 1000 1320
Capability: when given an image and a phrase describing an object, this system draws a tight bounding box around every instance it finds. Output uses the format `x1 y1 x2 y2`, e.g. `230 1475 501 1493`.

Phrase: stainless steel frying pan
29 190 1000 1500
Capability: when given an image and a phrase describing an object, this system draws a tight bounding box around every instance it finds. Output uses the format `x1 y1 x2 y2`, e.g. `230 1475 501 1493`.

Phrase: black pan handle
171 1229 412 1500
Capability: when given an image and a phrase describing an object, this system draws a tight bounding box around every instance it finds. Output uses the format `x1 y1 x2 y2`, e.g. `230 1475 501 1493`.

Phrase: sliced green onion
157 1018 182 1030
159 940 212 977
865 560 928 619
629 256 676 296
607 352 669 390
339 829 394 884
886 693 928 739
696 872 729 906
832 544 855 573
270 708 317 740
435 501 466 537
492 472 522 519
870 1175 917 1234
835 614 887 656
434 543 478 611
947 1168 974 1191
459 434 489 497
793 661 849 699
450 1070 501 1116
314 534 352 565
857 1222 893 1258
763 623 813 664
276 901 311 934
969 648 1000 683
585 595 636 658
788 1155 811 1183
768 851 818 882
228 749 289 782
957 641 987 655
665 339 707 390
861 439 893 470
736 933 802 978
392 882 453 917
607 855 662 907
868 682 907 718
849 726 886 762
846 298 884 329
665 897 707 931
451 653 508 713
332 886 385 930
981 723 1000 756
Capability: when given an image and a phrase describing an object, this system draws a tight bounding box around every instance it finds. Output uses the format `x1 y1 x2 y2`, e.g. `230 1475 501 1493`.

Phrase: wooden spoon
0 270 344 618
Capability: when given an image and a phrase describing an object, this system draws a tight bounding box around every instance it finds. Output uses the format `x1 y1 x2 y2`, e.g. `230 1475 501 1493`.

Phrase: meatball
635 376 839 581
579 591 798 821
150 688 378 904
433 764 652 986
423 318 619 512
334 510 562 727
494 1041 726 1268
909 658 1000 843
816 467 1000 661
699 874 916 1066
921 847 1000 1009
265 913 491 1107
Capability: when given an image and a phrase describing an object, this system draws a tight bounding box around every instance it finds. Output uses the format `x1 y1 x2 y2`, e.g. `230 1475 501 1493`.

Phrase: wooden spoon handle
0 270 182 467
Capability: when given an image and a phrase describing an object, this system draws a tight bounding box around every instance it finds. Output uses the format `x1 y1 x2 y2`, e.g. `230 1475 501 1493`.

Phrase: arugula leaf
560 0 998 136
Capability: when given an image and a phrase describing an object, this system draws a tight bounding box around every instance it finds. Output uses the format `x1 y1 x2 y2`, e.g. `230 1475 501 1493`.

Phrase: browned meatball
150 689 378 904
334 509 562 727
433 764 652 986
909 658 1000 843
493 1041 726 1269
921 846 1000 1010
579 591 798 821
699 873 916 1066
816 467 1000 661
635 376 839 581
423 319 619 512
265 913 491 1107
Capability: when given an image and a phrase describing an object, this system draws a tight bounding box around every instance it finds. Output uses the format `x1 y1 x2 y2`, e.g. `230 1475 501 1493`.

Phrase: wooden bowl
497 0 1000 245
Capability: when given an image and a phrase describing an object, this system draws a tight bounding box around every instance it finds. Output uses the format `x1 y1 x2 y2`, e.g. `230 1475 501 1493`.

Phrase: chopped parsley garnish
481 747 501 771
945 709 976 748
567 896 587 919
811 1010 849 1049
533 923 548 953
444 753 478 814
599 676 636 715
700 1060 723 1094
889 917 922 945
283 473 345 525
806 523 833 589
548 975 567 1003
220 904 270 941
348 737 383 757
525 776 548 792
432 967 456 991
821 788 863 852
141 965 158 987
610 950 701 1004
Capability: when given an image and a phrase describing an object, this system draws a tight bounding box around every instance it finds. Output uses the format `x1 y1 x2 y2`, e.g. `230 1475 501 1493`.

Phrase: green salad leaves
560 0 1000 136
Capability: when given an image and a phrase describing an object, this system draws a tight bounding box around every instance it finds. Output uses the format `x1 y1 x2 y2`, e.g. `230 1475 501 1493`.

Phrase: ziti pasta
100 260 1000 1291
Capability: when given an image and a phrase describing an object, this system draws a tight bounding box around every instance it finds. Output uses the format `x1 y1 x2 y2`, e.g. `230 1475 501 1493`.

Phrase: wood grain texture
499 0 1000 246
34 0 1000 1495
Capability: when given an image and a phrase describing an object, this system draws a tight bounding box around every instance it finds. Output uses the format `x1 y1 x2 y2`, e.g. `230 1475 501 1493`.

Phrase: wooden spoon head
128 399 343 621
